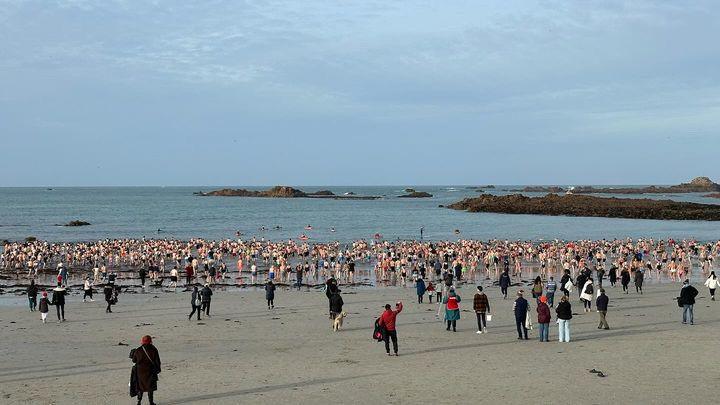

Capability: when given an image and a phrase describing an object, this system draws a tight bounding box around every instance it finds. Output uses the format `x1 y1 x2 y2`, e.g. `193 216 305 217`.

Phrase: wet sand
0 281 718 404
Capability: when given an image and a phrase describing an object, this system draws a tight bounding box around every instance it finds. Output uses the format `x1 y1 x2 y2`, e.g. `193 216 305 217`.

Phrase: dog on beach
333 311 347 331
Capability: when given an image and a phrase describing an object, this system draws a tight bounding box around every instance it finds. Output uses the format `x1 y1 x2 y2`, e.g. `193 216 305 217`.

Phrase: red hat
141 335 152 345
42 291 48 297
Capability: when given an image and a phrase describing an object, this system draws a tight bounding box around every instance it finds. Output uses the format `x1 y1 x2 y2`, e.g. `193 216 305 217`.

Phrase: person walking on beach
704 272 719 301
83 277 94 302
531 276 543 302
200 283 213 316
556 295 572 342
609 263 618 287
138 268 147 290
580 277 594 312
27 280 38 311
560 270 572 298
265 280 276 309
39 291 50 323
473 286 490 334
499 269 511 299
188 286 201 321
513 290 529 340
329 290 343 328
620 267 631 294
131 335 161 405
634 269 644 294
678 280 698 325
416 277 426 303
545 277 557 307
443 289 461 332
51 282 66 322
537 295 551 342
104 284 116 313
596 288 610 330
378 301 403 356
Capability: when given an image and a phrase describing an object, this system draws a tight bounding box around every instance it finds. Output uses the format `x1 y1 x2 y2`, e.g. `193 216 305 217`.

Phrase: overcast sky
1 0 718 186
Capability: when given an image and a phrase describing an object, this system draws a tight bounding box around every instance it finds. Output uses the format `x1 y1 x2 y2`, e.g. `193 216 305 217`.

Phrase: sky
1 0 719 186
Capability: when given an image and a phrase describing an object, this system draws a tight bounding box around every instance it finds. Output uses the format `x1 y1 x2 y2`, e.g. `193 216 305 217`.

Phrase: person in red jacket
537 295 551 342
378 301 403 356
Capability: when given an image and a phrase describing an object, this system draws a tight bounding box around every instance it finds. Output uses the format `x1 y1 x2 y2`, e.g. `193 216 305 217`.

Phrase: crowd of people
3 236 716 403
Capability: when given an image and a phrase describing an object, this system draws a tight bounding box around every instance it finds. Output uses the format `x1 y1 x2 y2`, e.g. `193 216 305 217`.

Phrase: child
426 282 436 303
39 291 50 323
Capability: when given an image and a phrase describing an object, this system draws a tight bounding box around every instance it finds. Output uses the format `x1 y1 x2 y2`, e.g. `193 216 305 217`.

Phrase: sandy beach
1 280 717 404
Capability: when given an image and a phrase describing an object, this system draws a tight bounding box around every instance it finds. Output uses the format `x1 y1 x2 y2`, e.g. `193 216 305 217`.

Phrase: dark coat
556 301 572 320
513 297 528 320
537 302 551 323
265 283 276 300
416 278 426 296
499 272 511 288
596 294 609 311
131 344 161 393
329 293 343 313
200 286 213 303
634 271 644 287
39 297 50 313
191 289 200 306
51 288 66 306
679 285 699 305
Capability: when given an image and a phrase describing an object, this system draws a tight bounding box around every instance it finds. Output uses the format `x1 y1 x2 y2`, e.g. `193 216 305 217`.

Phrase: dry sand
0 280 718 404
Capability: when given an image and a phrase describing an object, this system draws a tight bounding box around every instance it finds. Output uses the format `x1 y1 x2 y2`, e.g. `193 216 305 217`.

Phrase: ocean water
1 186 719 243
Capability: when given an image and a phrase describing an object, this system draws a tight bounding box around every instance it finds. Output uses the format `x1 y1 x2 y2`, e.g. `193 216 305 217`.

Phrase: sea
1 186 719 243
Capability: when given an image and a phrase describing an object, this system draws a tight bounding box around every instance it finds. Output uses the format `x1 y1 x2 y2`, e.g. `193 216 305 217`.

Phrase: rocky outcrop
704 193 720 199
306 190 335 196
574 177 720 194
509 186 566 193
196 187 380 200
398 191 433 198
448 193 720 221
64 220 91 227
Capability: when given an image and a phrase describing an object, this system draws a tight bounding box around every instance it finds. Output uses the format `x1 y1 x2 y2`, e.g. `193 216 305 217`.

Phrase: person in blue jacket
513 290 529 340
416 277 426 303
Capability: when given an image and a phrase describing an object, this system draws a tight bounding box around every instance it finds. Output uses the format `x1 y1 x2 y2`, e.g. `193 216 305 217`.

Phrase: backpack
372 318 385 342
585 283 594 295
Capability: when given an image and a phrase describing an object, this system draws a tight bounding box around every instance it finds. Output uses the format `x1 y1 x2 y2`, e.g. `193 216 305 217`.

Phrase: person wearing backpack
188 286 201 321
131 335 161 405
580 278 594 312
378 301 403 356
51 282 67 322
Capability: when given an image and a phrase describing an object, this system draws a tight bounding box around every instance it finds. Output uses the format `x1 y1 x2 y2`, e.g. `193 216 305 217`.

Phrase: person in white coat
580 278 594 313
704 271 719 301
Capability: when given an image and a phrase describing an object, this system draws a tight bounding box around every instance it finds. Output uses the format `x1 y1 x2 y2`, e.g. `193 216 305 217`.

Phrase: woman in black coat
132 335 161 405
265 280 276 309
188 286 201 321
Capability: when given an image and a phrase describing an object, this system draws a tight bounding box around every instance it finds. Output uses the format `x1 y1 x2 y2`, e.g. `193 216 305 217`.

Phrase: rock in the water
64 220 91 227
447 193 720 221
398 191 433 198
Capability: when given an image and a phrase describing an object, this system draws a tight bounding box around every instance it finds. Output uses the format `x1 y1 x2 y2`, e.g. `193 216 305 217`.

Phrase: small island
447 193 720 221
704 193 720 199
63 220 91 227
195 186 381 200
509 177 720 195
398 191 433 198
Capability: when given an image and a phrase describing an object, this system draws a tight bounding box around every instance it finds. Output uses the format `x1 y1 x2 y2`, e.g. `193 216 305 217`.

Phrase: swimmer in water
305 225 313 230
330 227 336 233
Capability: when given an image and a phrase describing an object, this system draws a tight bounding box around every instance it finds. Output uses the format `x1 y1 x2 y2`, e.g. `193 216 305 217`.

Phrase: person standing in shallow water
131 335 161 405
27 280 38 311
